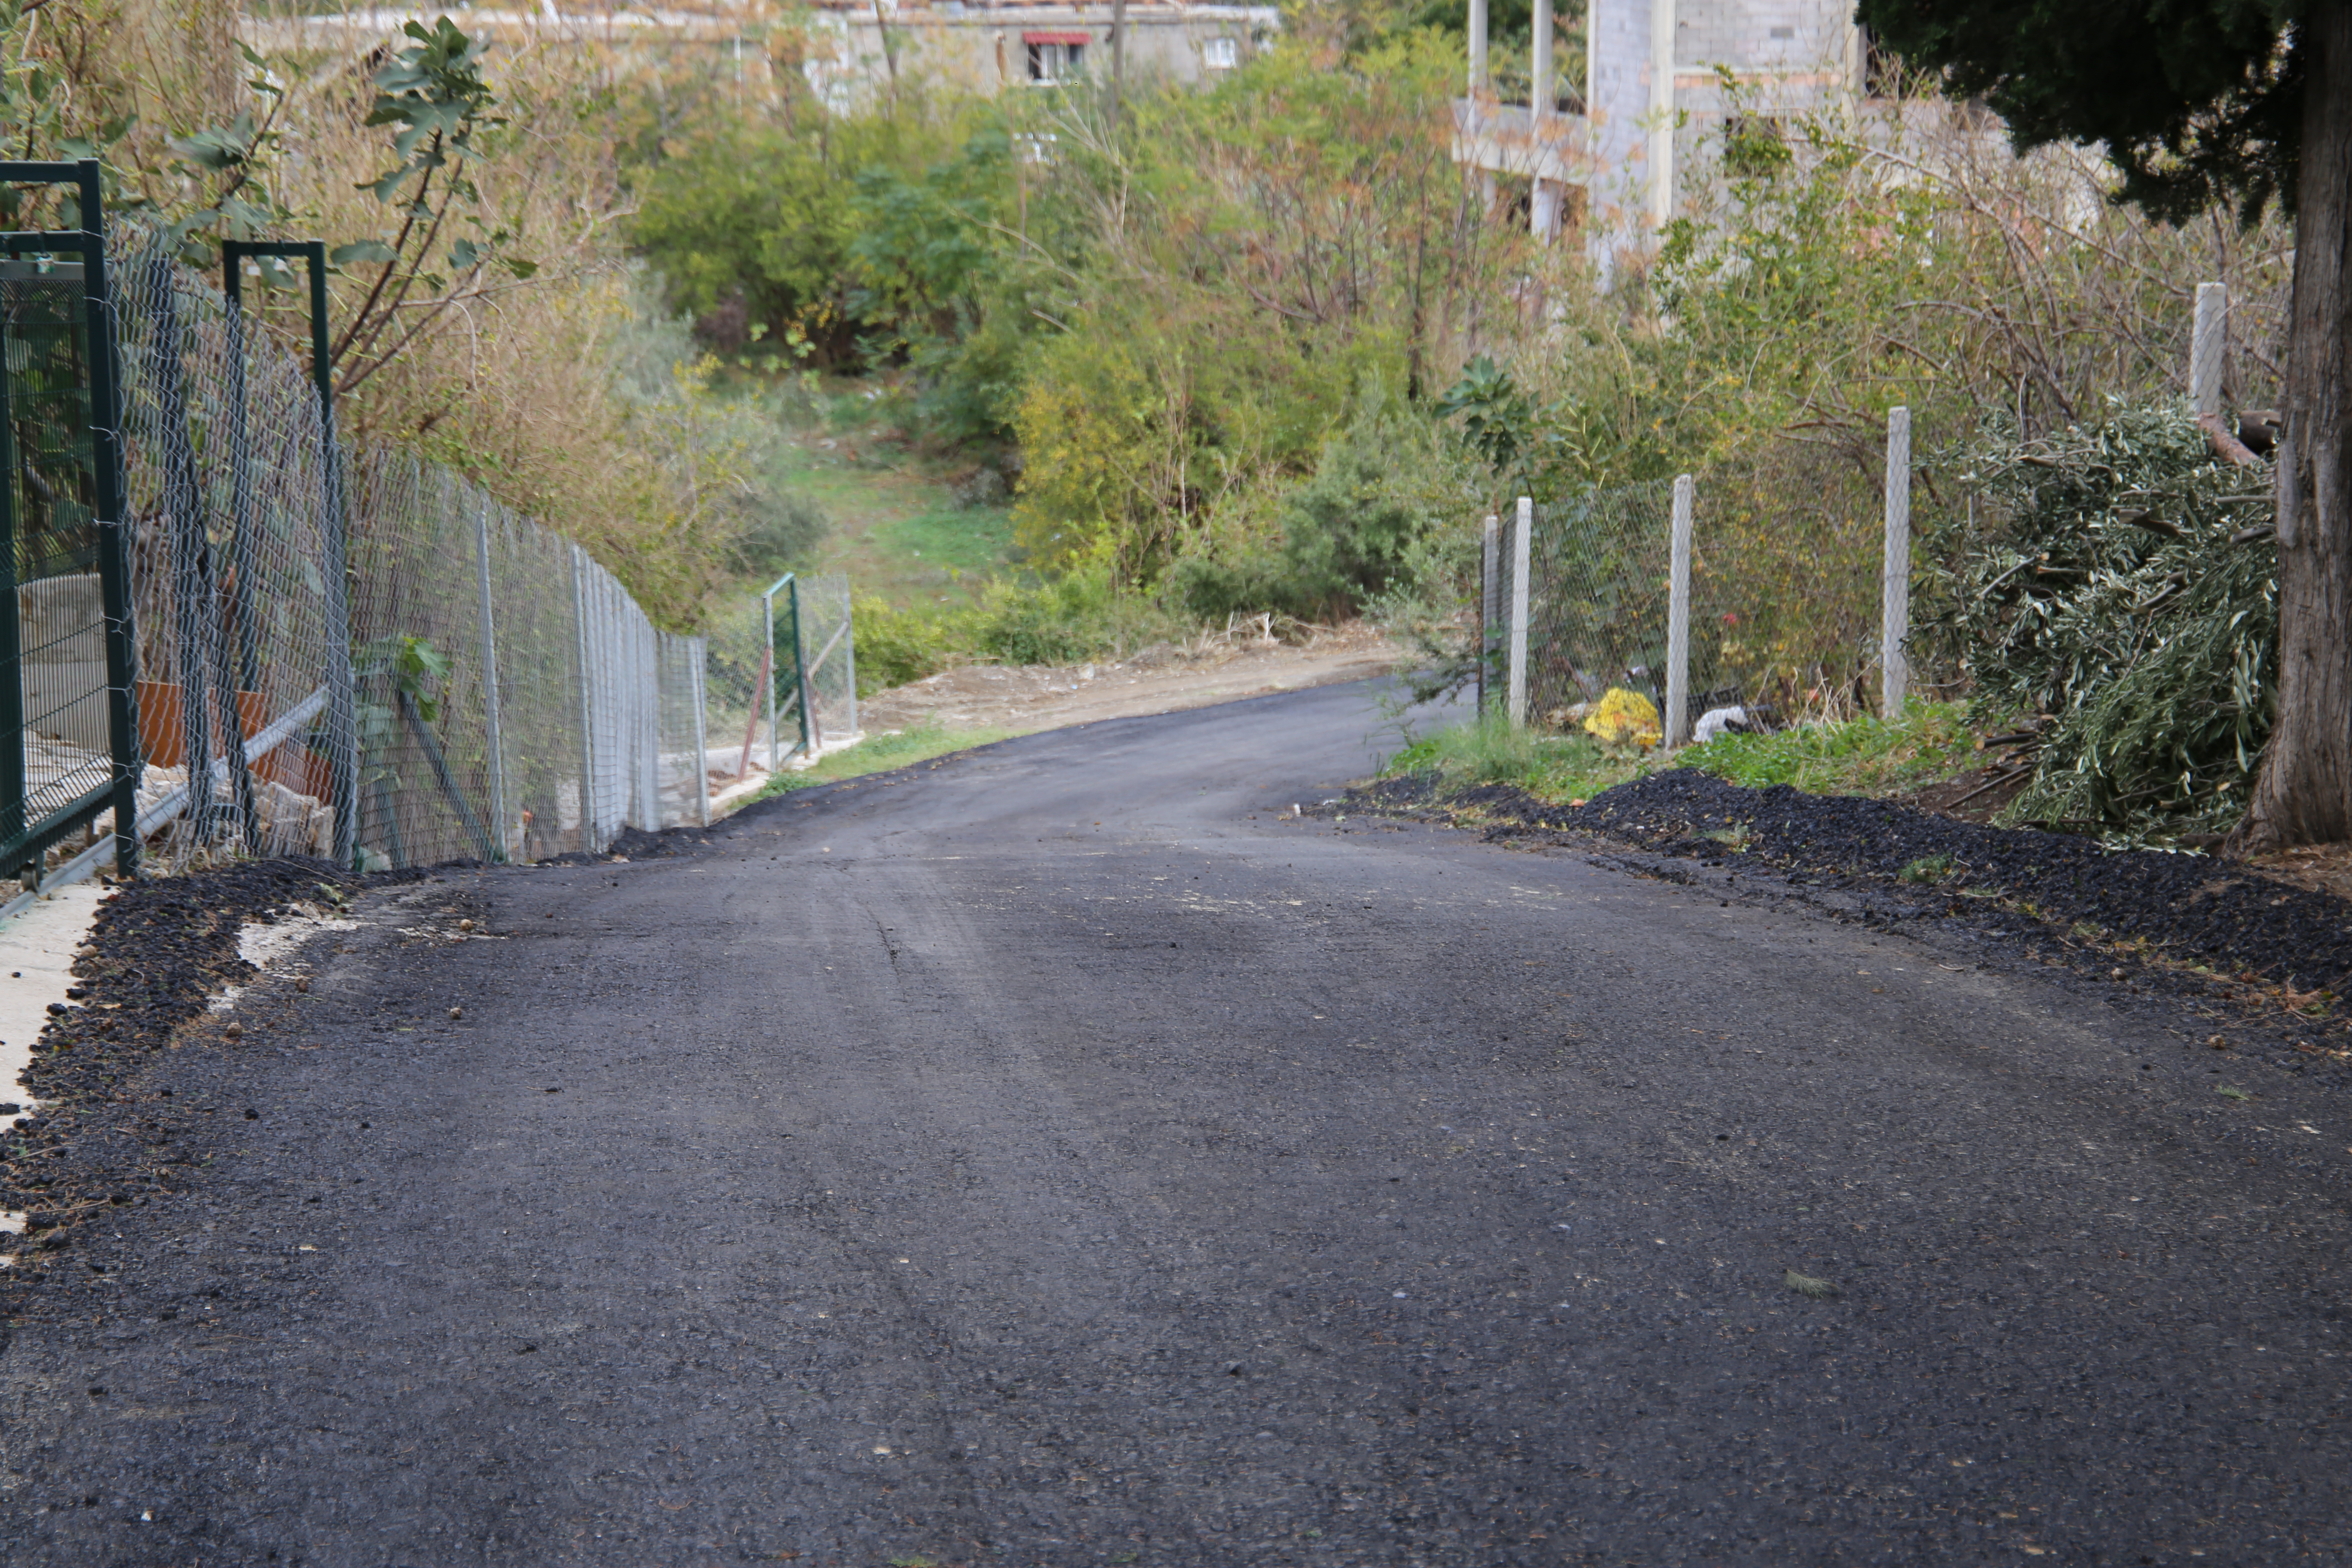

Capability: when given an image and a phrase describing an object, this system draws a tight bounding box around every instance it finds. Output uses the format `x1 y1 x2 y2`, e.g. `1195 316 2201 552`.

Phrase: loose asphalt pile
1352 766 2352 1025
0 856 362 1277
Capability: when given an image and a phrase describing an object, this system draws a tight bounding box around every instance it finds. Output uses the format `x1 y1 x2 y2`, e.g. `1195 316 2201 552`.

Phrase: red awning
1023 30 1090 45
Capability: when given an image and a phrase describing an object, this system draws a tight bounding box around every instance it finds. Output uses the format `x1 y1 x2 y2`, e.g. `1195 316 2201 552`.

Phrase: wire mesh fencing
110 232 345 869
1507 480 1685 725
6 203 713 888
703 571 859 787
1500 468 1887 740
796 572 858 747
6 255 122 858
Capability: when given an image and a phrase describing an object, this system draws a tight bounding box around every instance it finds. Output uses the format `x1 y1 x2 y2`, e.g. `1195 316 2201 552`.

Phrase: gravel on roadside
0 857 362 1294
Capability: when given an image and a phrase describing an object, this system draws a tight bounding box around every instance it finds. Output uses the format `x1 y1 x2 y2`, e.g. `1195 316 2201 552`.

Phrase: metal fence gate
0 162 138 886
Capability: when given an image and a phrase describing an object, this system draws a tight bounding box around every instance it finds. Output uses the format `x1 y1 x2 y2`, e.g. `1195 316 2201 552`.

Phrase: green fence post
788 574 815 756
73 161 141 880
225 239 358 867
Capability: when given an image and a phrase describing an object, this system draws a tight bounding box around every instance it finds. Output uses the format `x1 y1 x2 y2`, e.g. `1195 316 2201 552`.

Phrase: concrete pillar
1530 0 1555 242
1508 498 1532 729
1533 182 1563 241
1882 407 1911 717
1531 0 1552 120
1649 0 1677 227
1666 475 1692 746
2191 281 2227 419
1468 0 1487 101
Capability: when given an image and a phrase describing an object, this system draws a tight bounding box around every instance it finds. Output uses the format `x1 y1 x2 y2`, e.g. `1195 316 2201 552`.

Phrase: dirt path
856 619 1404 738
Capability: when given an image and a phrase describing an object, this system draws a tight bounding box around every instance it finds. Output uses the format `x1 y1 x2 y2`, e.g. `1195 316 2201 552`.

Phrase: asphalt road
5 679 2351 1566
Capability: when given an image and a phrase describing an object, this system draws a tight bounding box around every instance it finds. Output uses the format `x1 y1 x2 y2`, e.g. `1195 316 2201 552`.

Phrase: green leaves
1925 402 2278 841
1853 0 2299 227
168 114 258 173
358 634 453 724
359 17 502 205
1433 356 1534 482
331 240 399 267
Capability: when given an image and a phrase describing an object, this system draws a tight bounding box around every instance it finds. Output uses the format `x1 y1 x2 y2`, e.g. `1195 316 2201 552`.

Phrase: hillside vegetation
6 0 2296 833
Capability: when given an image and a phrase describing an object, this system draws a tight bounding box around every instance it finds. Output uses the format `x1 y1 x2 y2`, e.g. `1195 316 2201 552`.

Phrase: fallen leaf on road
2217 1085 2252 1101
1785 1269 1836 1298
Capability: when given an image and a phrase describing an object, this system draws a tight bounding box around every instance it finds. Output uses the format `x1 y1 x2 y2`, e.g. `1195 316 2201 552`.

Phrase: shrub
853 596 969 692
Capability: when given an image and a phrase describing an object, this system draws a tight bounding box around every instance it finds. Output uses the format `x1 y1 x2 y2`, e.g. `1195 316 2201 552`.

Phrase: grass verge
1382 714 1661 803
1382 701 1981 806
1675 701 1980 796
754 722 1023 799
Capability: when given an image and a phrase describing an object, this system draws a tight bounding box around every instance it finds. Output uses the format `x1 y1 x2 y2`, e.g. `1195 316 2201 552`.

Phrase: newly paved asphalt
3 679 2350 1565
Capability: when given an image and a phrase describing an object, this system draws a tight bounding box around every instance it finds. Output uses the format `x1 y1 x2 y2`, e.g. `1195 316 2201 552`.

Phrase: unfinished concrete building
1455 0 1868 253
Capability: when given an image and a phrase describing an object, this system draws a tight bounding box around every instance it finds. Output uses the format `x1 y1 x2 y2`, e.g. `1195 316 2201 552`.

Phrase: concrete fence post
571 545 596 854
689 636 710 827
473 504 508 860
1882 406 1911 717
1666 474 1693 747
1508 497 1531 729
2191 281 2227 419
1480 514 1501 717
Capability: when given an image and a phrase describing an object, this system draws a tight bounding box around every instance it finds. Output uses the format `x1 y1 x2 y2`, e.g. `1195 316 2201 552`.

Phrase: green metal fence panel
0 160 142 886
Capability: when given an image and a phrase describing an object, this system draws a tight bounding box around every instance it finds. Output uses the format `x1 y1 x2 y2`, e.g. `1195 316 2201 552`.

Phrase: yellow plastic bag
1583 686 1662 750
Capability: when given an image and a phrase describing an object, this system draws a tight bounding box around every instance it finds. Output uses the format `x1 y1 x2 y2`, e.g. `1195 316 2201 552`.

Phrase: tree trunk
2231 0 2352 854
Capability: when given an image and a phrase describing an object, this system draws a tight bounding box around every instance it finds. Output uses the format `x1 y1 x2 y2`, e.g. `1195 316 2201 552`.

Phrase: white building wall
806 2 1276 111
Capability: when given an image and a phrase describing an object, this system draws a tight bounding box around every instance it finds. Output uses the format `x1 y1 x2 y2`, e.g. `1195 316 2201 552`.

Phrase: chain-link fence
704 571 858 784
1495 468 1886 741
2 181 715 894
796 571 857 748
1502 480 1688 726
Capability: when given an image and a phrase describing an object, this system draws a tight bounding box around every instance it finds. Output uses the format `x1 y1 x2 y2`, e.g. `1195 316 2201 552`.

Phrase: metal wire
701 571 860 785
1508 480 1687 724
35 224 712 876
796 572 858 749
1508 475 1880 730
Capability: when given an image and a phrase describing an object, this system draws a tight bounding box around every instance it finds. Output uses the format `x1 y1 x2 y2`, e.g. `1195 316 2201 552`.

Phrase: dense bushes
629 31 1525 613
851 568 1185 693
1171 388 1478 620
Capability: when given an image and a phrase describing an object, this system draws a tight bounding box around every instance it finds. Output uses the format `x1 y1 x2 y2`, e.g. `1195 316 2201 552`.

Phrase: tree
328 18 536 398
1856 0 2349 853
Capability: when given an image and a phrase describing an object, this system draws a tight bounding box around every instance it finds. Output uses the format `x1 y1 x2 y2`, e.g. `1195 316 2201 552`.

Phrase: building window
1202 36 1237 70
1024 33 1087 83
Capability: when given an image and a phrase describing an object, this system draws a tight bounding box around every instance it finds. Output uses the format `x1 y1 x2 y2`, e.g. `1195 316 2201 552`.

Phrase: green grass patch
1676 701 1979 797
1383 701 1983 810
752 721 1022 799
1384 713 1662 803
